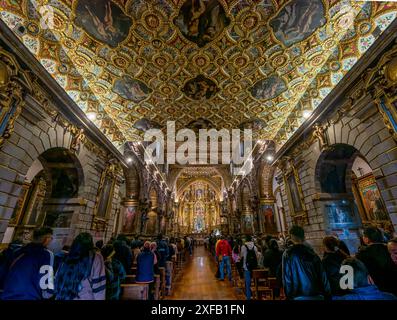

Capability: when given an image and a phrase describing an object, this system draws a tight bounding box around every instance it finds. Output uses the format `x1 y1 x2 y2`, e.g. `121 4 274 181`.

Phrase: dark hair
363 226 383 243
101 244 115 260
268 239 279 251
388 238 397 245
245 235 252 242
95 240 104 249
62 245 70 251
33 227 53 242
323 236 349 258
289 225 305 241
341 258 369 288
55 232 95 300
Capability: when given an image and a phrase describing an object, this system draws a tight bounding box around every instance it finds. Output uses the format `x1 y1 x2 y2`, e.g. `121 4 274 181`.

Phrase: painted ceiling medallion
182 75 219 100
250 75 287 101
1 0 397 148
174 0 231 47
269 0 326 47
74 0 132 48
113 76 152 103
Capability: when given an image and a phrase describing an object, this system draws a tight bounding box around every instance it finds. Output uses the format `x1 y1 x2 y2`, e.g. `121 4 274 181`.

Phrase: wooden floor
168 246 243 300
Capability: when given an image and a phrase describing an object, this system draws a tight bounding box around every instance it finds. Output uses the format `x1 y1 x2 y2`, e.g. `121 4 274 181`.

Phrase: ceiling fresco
1 0 397 150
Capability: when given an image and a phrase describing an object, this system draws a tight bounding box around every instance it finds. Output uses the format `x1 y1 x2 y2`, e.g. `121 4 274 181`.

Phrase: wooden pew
158 267 166 299
120 283 149 300
153 274 161 300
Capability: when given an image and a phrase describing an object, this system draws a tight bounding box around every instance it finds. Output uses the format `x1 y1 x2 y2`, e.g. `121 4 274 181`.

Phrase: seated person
333 258 396 300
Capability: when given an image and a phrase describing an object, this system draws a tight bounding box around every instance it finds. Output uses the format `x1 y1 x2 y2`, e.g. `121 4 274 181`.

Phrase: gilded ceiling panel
0 0 396 150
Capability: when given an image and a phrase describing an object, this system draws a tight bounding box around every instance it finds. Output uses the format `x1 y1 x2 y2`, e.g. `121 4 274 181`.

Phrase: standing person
54 232 106 300
282 226 331 300
136 241 155 283
356 226 397 295
216 235 232 282
113 235 133 275
232 238 243 279
101 244 126 300
156 234 170 268
1 228 54 300
240 235 258 300
321 236 349 296
150 242 160 275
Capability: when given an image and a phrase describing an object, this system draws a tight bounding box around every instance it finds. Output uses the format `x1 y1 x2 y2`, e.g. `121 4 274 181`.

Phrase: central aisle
168 246 241 300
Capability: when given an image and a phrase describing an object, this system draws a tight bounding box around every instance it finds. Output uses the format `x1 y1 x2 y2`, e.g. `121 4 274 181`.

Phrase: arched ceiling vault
1 0 396 149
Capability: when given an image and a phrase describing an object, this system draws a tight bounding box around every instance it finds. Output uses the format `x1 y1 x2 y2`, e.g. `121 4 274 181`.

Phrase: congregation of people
207 225 397 300
0 228 194 300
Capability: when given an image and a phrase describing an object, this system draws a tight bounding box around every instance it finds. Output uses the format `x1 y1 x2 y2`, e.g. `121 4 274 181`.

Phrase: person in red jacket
216 235 232 281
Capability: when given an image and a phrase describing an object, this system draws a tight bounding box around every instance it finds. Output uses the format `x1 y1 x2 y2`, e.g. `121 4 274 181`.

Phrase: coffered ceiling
1 0 397 150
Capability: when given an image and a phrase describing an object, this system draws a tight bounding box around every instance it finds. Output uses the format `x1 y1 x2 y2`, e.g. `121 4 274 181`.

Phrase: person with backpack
240 235 258 300
1 228 54 300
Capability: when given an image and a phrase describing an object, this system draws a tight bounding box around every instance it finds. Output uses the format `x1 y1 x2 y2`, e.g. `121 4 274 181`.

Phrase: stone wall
0 46 124 246
274 48 397 254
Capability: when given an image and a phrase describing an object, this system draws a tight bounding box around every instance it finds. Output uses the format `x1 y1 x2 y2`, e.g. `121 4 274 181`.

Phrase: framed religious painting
283 164 308 224
92 163 116 230
357 174 390 223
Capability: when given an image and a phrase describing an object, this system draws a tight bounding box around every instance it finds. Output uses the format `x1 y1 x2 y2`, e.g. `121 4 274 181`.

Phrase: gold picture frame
357 174 390 223
92 163 116 230
282 160 308 225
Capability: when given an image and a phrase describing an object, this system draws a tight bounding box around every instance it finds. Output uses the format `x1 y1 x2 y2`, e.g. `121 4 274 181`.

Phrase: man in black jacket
282 225 331 300
356 226 397 295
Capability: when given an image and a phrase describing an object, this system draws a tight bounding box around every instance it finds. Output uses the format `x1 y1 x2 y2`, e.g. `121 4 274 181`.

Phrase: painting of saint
133 118 160 132
358 177 389 221
113 76 152 103
182 75 219 100
262 204 277 234
122 206 137 233
269 0 326 47
174 0 231 47
250 75 287 100
286 173 303 214
74 0 132 48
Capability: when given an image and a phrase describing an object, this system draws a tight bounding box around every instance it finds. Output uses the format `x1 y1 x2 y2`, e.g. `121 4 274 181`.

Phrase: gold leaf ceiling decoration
1 0 397 150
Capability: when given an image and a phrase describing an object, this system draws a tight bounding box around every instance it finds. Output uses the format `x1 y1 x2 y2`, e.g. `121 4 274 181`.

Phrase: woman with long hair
54 232 106 300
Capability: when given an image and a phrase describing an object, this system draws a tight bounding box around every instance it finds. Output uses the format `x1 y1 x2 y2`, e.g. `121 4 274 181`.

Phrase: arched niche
10 147 84 247
315 143 394 253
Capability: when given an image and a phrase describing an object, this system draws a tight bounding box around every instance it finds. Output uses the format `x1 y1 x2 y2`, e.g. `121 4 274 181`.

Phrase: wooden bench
124 275 136 284
252 269 271 300
120 283 149 300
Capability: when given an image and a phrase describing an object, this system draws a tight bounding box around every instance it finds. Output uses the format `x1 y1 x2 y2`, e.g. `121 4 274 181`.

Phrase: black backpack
245 245 258 271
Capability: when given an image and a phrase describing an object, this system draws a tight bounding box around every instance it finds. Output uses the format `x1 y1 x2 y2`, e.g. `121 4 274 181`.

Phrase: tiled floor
168 246 243 300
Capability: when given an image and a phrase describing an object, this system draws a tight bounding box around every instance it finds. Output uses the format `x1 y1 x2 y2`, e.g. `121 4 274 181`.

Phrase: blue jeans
244 270 252 300
219 256 232 280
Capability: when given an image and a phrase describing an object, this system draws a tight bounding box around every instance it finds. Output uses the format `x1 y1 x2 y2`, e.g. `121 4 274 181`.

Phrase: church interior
0 0 397 302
